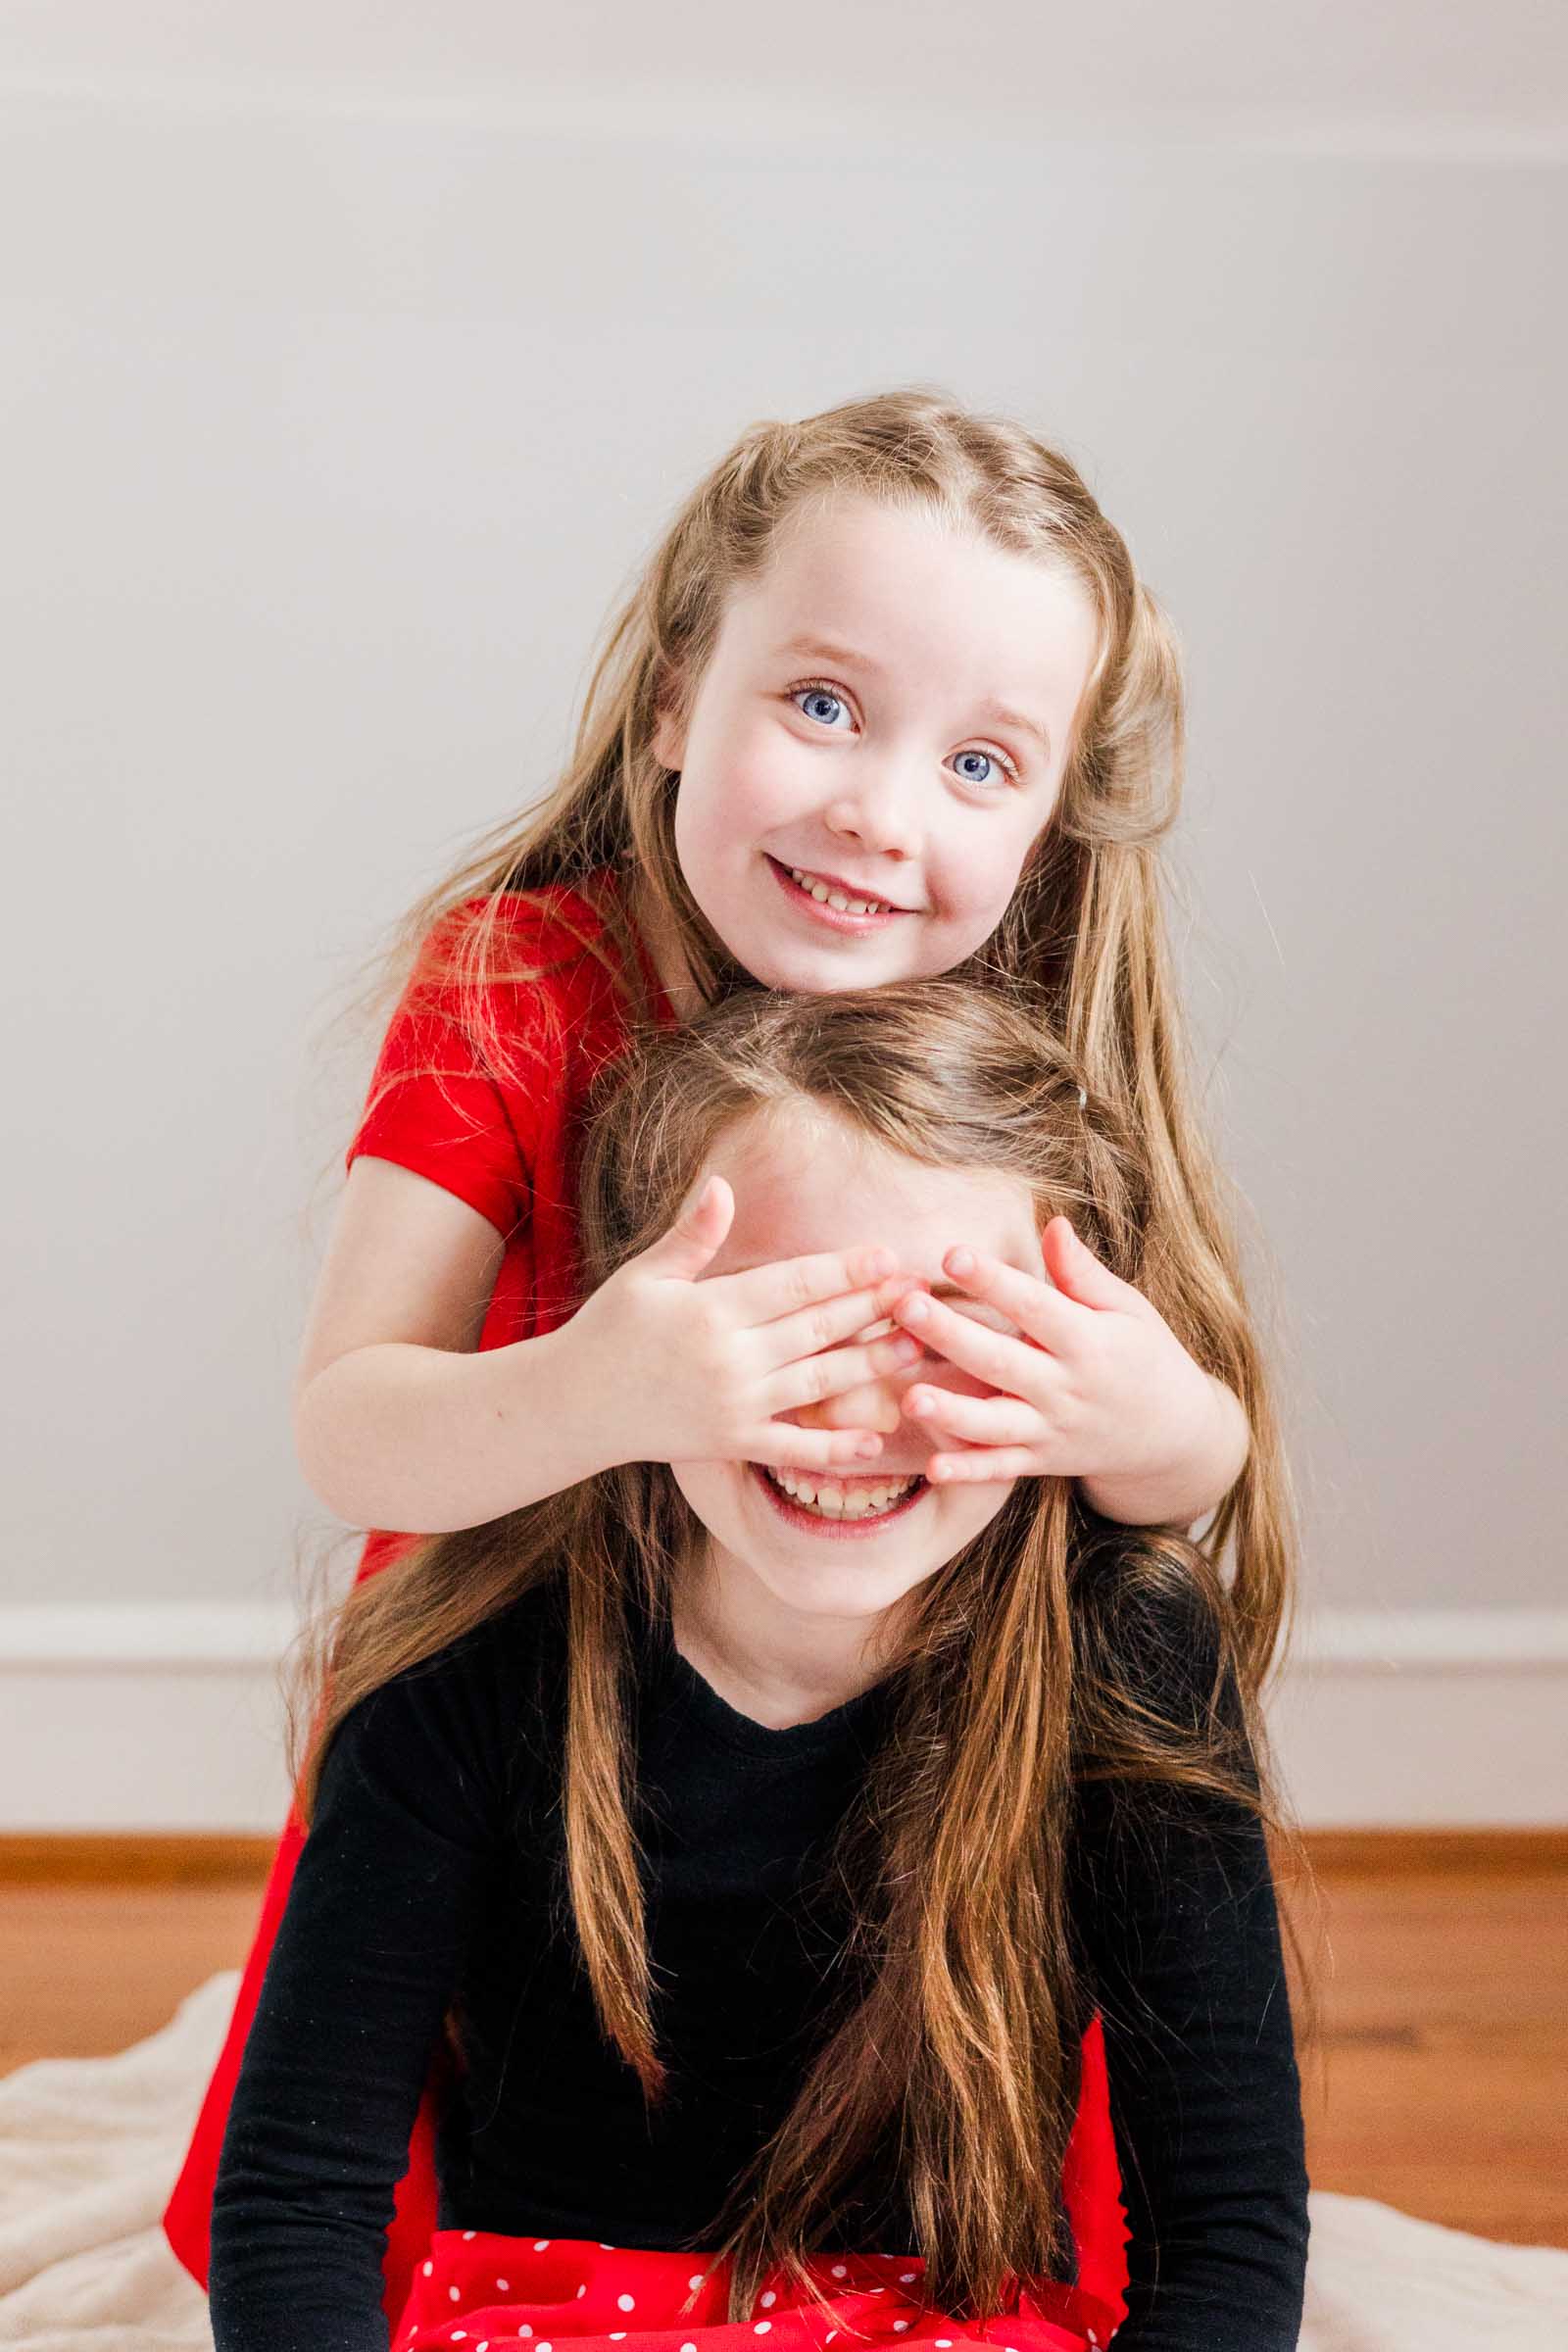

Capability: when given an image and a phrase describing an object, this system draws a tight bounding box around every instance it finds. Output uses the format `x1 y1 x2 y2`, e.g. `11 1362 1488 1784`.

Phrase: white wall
1 10 1563 1822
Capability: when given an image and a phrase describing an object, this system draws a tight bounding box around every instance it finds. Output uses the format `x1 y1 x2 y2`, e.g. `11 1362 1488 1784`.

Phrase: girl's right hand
568 1174 929 1474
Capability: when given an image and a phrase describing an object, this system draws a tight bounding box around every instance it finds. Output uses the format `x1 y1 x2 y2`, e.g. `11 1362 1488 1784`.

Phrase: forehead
722 491 1100 710
705 1104 1044 1281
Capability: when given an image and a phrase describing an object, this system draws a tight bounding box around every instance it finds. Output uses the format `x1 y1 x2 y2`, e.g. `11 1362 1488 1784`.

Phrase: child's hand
569 1174 929 1477
886 1215 1218 1488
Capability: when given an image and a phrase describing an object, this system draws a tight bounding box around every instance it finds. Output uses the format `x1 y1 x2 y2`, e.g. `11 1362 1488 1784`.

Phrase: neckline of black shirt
628 1574 906 1764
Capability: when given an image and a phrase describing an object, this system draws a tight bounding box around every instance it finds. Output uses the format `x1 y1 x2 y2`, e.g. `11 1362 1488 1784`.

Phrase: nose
823 767 923 862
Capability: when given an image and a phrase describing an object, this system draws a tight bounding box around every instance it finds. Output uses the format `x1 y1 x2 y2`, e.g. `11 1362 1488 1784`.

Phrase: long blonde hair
328 381 1298 1689
291 977 1318 2328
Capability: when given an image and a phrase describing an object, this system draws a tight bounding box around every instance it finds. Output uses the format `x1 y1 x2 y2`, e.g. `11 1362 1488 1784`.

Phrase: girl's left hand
888 1215 1217 1486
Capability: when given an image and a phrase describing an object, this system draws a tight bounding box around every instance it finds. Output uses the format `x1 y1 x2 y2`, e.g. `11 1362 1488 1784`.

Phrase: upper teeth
763 1466 920 1519
787 865 894 916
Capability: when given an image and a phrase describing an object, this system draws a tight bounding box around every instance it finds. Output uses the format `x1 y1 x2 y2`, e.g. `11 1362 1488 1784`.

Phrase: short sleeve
345 906 537 1239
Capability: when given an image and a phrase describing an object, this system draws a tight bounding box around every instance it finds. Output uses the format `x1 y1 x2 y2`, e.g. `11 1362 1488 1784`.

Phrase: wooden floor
1 1840 1564 2250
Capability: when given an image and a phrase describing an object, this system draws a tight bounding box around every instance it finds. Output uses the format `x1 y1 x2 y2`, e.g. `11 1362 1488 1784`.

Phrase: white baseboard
1 1603 1565 1833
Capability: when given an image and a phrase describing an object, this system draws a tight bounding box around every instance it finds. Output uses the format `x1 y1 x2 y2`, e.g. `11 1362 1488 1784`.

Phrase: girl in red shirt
166 386 1298 2328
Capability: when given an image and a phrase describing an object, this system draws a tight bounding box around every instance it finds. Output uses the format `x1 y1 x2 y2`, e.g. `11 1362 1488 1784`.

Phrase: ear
651 665 687 773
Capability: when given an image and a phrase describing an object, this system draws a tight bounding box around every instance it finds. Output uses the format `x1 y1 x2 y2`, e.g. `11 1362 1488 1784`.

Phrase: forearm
294 1317 613 1534
211 1656 496 2346
1077 1373 1250 1530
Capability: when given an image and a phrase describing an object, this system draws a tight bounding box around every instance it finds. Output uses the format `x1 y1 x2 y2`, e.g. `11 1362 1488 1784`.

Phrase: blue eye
952 748 1015 789
792 683 853 730
787 679 1021 787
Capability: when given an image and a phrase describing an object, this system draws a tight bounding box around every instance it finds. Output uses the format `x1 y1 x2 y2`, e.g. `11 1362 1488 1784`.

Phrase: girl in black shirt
211 978 1312 2352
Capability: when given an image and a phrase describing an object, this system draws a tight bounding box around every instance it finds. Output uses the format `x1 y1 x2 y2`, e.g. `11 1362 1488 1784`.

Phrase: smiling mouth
752 1461 929 1525
770 857 912 917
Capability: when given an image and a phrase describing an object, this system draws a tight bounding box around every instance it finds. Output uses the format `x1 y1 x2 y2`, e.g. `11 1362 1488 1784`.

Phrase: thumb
644 1172 734 1279
1041 1213 1129 1310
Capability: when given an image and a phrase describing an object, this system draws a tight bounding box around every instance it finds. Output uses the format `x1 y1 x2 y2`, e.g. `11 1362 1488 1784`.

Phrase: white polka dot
894 2325 909 2334
537 2341 552 2351
576 2286 586 2299
517 2330 530 2341
423 2261 434 2278
450 2286 462 2303
755 2324 771 2335
935 2341 954 2347
533 2239 551 2251
681 2343 698 2351
688 2275 706 2292
478 2343 489 2351
900 2274 916 2283
611 2334 627 2341
831 2266 848 2279
760 2292 776 2309
826 2334 838 2345
464 2230 476 2241
600 2242 615 2249
496 2279 510 2293
617 2295 636 2312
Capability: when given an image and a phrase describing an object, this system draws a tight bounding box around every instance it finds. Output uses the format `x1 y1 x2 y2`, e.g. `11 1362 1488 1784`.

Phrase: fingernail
891 1336 921 1364
947 1248 975 1277
900 1295 929 1324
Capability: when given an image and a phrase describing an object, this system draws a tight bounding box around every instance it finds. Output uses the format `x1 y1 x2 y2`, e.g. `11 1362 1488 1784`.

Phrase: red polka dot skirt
393 2233 1119 2352
391 2017 1129 2352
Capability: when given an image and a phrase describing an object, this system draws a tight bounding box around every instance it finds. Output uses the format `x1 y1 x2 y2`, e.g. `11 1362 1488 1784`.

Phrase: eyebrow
777 633 1054 760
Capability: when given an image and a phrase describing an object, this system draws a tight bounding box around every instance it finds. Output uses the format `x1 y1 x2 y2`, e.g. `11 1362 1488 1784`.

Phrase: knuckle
806 1304 840 1354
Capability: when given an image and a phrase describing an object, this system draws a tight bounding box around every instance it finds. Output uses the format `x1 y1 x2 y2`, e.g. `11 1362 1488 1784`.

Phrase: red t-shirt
342 867 676 1575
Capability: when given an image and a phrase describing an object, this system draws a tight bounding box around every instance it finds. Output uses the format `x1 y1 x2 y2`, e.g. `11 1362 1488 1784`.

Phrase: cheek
939 828 1035 920
668 1460 740 1530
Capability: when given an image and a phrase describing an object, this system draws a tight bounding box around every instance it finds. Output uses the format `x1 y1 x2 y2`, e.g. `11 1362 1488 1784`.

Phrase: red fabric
160 868 1131 2338
394 2230 1125 2352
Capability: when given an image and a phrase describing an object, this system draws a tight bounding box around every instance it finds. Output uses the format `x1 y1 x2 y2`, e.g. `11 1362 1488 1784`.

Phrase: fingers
923 1445 1041 1485
743 1425 891 1474
901 1383 1040 1448
911 1250 1080 1350
755 1276 930 1371
889 1289 1047 1394
764 1332 927 1417
723 1247 901 1328
644 1173 735 1277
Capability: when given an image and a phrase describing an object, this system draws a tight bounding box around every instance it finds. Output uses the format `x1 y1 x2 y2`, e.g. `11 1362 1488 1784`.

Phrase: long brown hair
290 976 1319 2328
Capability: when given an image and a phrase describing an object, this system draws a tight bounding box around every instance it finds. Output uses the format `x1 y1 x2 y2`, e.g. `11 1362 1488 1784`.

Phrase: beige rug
1 1972 1565 2350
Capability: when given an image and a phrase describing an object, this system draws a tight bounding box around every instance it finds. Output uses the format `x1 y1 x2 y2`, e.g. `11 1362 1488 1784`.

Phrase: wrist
1079 1371 1248 1530
536 1298 631 1486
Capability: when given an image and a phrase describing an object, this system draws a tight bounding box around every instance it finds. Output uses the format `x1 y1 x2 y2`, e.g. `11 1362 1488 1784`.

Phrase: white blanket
0 1972 1564 2350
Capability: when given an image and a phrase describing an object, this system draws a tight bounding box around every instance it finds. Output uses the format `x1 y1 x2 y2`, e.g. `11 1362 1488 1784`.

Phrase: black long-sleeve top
209 1571 1309 2351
